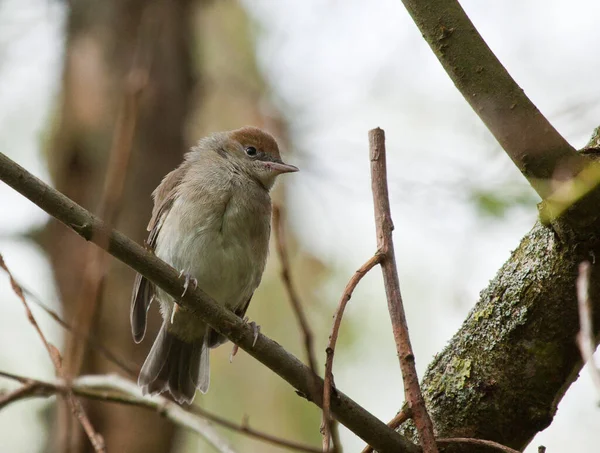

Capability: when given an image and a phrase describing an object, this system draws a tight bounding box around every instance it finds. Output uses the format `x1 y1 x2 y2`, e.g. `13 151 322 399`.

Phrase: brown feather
130 163 188 343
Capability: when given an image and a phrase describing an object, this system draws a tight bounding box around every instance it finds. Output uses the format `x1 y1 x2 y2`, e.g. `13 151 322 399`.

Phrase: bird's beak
263 161 299 174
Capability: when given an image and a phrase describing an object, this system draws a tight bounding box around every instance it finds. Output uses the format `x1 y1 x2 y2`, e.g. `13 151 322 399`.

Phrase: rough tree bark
43 1 195 451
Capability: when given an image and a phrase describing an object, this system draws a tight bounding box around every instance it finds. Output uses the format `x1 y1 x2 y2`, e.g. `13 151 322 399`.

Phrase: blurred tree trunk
42 1 196 452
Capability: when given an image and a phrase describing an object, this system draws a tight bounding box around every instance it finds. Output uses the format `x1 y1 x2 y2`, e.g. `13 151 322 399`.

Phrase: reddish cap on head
229 126 298 174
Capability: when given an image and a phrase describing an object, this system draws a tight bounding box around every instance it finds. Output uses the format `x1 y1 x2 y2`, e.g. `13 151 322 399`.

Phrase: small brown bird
131 126 298 403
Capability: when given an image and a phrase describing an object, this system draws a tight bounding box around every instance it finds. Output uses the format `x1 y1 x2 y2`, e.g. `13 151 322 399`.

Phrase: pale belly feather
154 190 270 342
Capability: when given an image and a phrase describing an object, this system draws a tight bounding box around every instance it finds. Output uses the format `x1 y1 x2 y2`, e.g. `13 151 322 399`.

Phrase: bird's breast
155 187 271 310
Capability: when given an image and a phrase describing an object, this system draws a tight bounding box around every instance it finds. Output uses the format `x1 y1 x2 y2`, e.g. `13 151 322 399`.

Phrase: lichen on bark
401 218 600 451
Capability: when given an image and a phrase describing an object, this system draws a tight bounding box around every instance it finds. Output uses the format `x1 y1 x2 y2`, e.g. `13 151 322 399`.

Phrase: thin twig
15 283 138 377
361 406 411 453
0 255 106 452
369 128 438 453
322 253 382 451
188 406 323 453
576 261 600 398
0 371 322 453
437 437 520 453
272 205 319 375
0 150 419 453
0 381 37 409
272 205 339 452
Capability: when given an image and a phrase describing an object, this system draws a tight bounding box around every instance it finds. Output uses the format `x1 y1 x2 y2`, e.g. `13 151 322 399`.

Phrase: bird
130 126 298 404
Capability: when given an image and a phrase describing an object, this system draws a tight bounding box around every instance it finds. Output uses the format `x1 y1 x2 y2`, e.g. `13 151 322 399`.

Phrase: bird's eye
245 146 258 157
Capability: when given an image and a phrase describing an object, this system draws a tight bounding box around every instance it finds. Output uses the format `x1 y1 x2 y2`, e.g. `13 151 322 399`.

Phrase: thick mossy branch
402 221 600 451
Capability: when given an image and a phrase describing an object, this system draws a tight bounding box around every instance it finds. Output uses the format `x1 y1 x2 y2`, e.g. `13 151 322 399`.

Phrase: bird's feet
229 317 261 363
178 270 198 298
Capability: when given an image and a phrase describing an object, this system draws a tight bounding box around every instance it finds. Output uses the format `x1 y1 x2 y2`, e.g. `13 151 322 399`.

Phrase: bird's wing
130 164 187 343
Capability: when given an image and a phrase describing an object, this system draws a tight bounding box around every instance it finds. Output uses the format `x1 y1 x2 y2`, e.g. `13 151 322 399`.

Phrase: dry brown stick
0 370 321 453
369 128 438 453
576 261 600 397
0 255 105 452
361 407 412 453
272 205 338 452
436 437 520 453
322 253 382 451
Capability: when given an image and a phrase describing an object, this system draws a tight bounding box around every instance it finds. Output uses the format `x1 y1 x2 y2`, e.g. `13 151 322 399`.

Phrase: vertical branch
369 128 438 453
0 255 105 453
576 261 600 398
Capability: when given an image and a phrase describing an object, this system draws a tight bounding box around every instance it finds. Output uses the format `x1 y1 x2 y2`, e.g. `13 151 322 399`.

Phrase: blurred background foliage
0 0 599 452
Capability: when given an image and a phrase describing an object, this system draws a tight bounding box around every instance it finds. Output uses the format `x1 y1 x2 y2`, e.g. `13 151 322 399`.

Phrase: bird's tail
138 322 209 404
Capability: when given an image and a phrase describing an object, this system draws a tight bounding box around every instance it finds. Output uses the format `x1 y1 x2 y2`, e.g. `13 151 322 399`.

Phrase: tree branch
0 152 419 453
399 0 587 199
369 128 437 453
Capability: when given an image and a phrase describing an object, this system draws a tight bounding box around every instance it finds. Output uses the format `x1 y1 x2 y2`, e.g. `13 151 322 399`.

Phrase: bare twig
0 370 323 453
437 437 520 453
369 128 437 453
0 381 37 409
323 253 382 451
15 283 138 377
0 255 105 452
272 205 319 375
576 261 600 398
272 205 339 452
0 151 419 453
361 407 411 453
400 0 585 200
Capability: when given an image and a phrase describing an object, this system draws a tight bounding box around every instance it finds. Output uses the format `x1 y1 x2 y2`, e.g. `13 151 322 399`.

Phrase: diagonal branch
369 128 437 452
0 152 419 453
400 0 587 200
